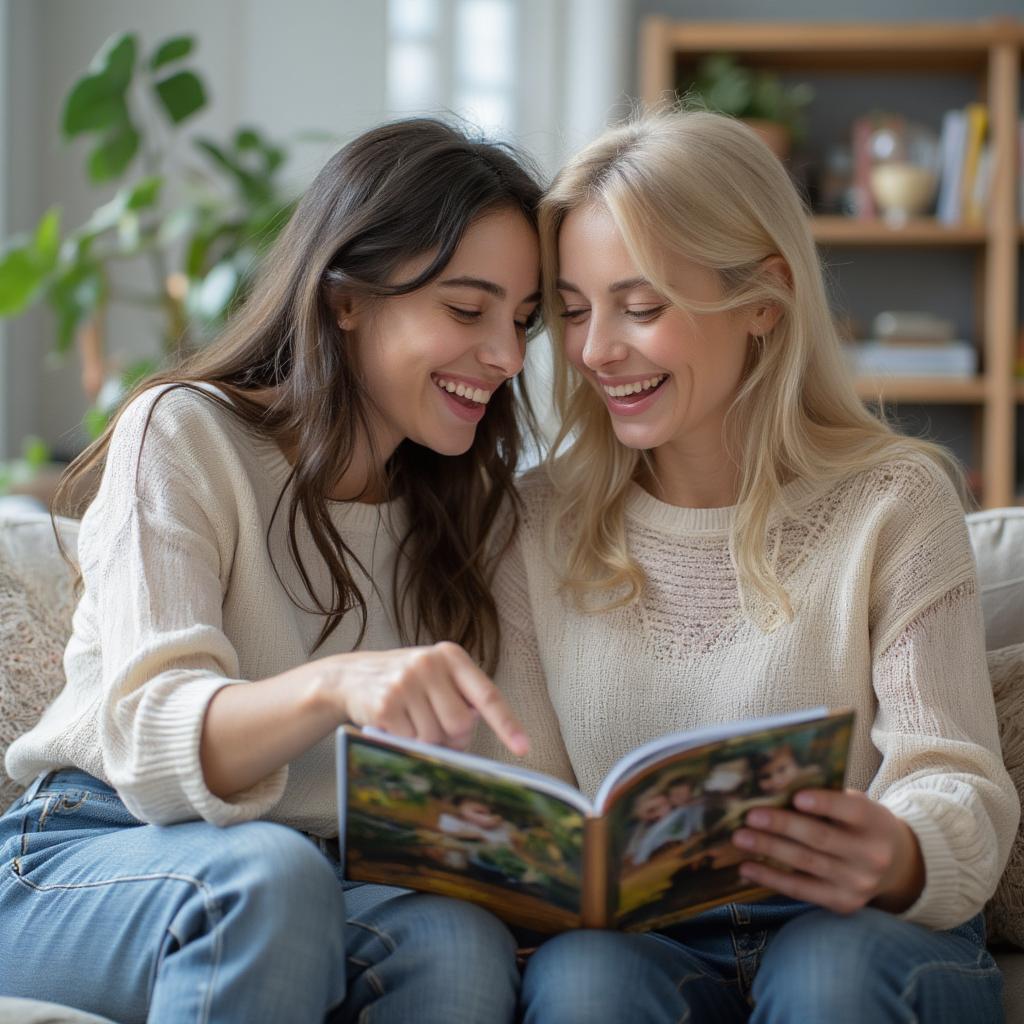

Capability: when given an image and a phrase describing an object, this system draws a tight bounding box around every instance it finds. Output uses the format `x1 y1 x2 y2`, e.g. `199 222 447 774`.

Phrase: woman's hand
201 641 529 800
320 641 530 757
731 788 925 915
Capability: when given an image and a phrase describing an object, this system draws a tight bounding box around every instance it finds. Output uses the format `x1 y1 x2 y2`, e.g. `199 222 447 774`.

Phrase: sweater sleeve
866 462 1020 929
471 520 577 787
82 388 288 826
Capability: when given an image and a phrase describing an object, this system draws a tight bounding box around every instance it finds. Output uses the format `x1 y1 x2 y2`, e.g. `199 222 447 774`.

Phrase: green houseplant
682 53 814 160
0 31 302 489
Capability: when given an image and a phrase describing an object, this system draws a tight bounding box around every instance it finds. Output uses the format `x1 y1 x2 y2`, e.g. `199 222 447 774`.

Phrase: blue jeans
0 770 519 1023
520 897 1004 1023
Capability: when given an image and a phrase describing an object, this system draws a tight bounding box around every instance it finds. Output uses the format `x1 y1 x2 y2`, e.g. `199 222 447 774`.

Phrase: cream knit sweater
473 460 1020 931
6 384 406 836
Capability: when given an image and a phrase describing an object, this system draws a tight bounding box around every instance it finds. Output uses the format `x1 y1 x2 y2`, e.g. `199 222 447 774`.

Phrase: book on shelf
936 109 967 224
873 311 954 346
844 339 977 377
960 104 988 225
936 104 989 225
336 707 855 934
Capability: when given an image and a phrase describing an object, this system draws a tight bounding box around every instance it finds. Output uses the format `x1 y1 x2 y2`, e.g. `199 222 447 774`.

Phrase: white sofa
0 508 1021 1022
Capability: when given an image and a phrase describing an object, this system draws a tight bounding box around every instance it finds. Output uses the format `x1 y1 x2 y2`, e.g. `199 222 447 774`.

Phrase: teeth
602 375 666 398
435 378 491 405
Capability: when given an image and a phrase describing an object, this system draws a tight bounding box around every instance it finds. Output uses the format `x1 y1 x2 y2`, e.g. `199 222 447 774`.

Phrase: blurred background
2 0 1024 509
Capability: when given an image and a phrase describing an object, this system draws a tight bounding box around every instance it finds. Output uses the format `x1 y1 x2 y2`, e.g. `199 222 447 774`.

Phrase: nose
477 321 526 379
580 319 628 372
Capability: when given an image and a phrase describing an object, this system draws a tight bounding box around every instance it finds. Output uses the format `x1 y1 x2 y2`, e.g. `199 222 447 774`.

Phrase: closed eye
446 305 482 323
560 307 589 323
625 305 667 321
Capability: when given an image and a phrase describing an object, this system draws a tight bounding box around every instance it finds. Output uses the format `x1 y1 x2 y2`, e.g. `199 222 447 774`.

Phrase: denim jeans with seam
519 895 1004 1023
0 769 519 1024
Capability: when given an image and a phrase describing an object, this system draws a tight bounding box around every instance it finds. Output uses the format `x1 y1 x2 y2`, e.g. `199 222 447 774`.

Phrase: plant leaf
84 406 111 440
149 36 194 72
235 127 261 150
62 33 137 137
47 261 104 353
94 33 137 90
125 175 163 210
0 247 46 316
154 70 206 124
23 436 50 469
62 75 129 136
87 125 140 182
33 208 61 273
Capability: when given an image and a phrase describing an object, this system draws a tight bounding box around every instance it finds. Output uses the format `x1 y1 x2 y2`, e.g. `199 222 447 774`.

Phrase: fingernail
734 831 755 849
748 810 770 828
794 792 816 811
511 733 529 755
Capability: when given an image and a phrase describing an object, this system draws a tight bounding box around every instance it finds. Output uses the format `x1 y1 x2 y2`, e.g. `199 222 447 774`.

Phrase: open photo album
336 706 855 933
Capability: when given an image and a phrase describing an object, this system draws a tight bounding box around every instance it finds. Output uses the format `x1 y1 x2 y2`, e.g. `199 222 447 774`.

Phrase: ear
332 291 361 332
747 255 791 337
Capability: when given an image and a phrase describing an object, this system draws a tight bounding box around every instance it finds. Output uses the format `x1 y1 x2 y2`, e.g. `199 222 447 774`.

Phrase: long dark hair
53 118 543 671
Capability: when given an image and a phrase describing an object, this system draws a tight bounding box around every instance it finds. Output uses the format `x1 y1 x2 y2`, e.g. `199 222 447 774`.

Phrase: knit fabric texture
474 461 1021 932
4 385 406 835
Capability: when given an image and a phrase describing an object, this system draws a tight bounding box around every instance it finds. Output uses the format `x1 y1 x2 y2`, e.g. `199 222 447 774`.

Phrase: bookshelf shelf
639 18 1022 508
855 376 987 405
812 217 986 246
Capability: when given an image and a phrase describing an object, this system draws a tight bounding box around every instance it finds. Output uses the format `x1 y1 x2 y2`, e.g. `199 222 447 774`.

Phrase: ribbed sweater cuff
110 673 289 827
882 793 962 930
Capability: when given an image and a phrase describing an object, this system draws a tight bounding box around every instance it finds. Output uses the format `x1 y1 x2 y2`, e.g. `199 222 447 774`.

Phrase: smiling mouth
601 374 669 402
433 376 492 407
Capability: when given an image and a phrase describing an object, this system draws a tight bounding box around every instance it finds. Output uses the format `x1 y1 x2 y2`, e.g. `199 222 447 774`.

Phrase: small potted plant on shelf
681 52 814 161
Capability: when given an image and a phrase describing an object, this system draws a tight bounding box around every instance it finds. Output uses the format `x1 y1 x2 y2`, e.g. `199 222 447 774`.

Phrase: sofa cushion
967 508 1024 651
985 641 1024 948
0 513 79 810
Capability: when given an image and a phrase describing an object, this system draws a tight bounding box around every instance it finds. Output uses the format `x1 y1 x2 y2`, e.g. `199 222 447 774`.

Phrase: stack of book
844 312 977 377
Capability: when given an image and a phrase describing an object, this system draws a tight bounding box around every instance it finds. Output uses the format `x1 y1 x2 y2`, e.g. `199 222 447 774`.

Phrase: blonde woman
474 111 1018 1022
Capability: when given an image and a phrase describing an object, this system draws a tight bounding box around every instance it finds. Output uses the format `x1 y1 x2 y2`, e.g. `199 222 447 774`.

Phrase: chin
610 424 670 452
421 430 476 458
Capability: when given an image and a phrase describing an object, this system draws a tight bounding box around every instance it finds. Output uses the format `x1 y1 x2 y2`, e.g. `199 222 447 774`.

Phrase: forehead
388 207 539 291
559 204 630 263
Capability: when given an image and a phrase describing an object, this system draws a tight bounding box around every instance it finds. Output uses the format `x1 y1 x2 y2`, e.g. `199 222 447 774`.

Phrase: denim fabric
0 770 519 1024
520 896 1004 1023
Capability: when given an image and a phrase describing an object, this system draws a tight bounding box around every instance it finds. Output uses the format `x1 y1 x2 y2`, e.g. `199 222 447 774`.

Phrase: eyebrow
439 276 540 305
556 276 652 295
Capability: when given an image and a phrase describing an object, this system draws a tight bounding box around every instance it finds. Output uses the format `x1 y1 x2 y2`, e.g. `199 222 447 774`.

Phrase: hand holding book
735 787 925 915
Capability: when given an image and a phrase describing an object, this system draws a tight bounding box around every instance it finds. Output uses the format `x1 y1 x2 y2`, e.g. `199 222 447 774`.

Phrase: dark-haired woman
0 119 539 1024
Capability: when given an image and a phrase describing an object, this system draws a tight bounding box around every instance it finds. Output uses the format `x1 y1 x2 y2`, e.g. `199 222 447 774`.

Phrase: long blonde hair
540 109 967 629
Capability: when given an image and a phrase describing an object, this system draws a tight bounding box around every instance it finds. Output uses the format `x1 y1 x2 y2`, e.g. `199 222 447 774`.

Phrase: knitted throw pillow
985 641 1024 948
0 517 78 810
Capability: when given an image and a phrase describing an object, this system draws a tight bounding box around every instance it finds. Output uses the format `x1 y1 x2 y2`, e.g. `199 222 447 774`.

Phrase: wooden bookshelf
639 18 1022 508
855 376 987 405
811 217 986 246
